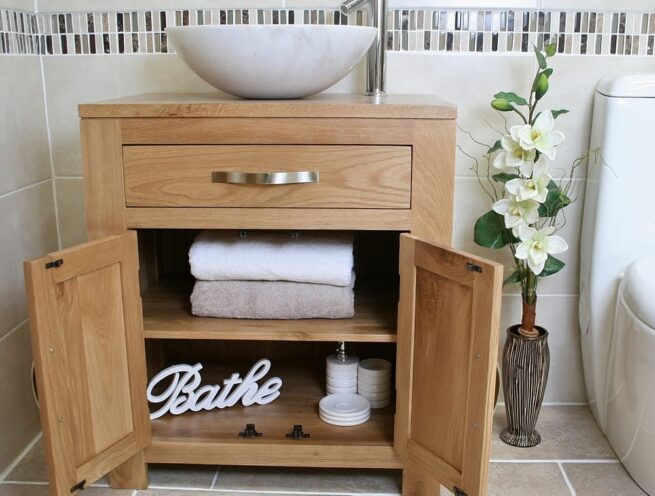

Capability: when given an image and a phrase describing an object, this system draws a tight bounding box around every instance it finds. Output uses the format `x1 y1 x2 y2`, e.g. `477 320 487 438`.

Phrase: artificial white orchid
505 156 551 202
512 111 565 160
472 43 577 338
515 225 568 275
492 196 540 234
493 134 537 175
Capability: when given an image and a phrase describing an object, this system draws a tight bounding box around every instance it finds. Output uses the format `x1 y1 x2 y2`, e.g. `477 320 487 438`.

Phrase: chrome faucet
340 0 387 96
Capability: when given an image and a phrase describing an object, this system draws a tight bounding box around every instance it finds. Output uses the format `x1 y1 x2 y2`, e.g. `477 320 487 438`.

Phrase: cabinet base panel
145 440 402 469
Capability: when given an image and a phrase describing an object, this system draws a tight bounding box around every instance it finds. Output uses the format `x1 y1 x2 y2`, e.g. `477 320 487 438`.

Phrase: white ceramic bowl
359 390 391 401
368 399 391 409
327 376 358 387
167 25 376 99
358 358 392 378
357 378 391 391
327 385 358 395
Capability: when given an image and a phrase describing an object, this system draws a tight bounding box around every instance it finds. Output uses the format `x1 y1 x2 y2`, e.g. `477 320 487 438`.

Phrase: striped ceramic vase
500 325 550 447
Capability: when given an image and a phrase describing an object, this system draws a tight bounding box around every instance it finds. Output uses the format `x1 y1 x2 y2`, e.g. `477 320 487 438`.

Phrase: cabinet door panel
24 232 150 495
395 234 503 496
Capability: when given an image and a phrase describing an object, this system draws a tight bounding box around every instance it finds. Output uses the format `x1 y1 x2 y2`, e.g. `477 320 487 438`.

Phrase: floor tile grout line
490 459 619 463
0 432 42 483
558 462 578 496
0 178 51 200
0 318 29 346
210 468 220 490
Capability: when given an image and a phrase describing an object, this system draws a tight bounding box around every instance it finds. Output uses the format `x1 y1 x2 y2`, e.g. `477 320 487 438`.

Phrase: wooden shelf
142 278 397 342
146 365 400 468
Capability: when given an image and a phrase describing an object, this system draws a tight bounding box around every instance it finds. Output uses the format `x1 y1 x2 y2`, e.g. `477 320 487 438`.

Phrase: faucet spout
340 0 387 96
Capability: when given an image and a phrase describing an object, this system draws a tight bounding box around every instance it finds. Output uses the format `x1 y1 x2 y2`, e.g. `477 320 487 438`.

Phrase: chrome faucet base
341 0 387 96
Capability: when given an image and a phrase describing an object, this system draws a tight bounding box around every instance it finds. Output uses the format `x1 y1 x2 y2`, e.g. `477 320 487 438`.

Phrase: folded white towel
189 230 354 286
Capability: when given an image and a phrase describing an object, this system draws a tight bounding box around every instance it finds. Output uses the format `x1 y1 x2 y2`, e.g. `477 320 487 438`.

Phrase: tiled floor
0 406 646 495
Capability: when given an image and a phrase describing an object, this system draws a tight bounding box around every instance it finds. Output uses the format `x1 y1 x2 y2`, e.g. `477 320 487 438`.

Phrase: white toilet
580 74 655 494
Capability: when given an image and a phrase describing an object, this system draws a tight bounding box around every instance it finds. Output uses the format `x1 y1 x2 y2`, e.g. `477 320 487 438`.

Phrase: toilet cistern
340 0 387 96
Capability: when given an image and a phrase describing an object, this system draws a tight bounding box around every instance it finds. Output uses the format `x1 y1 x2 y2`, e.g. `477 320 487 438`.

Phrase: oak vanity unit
24 94 503 496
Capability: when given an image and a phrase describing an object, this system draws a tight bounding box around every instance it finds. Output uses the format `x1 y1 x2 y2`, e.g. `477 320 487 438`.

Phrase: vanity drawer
122 145 411 209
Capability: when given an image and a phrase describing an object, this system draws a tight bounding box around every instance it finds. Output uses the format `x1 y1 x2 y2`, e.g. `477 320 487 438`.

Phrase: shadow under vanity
24 94 503 496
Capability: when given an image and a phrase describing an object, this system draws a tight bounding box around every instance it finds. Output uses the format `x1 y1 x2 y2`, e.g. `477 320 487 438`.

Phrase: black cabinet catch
286 424 310 439
238 423 262 438
466 262 482 273
70 479 86 493
45 259 64 269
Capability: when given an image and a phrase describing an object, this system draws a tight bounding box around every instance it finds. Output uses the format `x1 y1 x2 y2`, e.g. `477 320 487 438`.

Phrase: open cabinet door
24 231 151 495
395 234 503 496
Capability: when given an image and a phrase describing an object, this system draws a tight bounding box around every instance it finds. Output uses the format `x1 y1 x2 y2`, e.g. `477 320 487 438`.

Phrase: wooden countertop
78 93 457 119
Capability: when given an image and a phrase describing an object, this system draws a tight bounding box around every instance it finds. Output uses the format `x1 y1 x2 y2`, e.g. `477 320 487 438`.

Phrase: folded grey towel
191 280 355 319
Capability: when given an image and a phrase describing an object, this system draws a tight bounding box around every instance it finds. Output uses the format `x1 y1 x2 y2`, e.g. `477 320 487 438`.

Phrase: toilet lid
623 257 655 328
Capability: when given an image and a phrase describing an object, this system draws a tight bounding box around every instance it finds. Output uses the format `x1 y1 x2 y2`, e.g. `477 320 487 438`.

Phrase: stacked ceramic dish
357 358 392 409
319 393 371 426
326 353 359 395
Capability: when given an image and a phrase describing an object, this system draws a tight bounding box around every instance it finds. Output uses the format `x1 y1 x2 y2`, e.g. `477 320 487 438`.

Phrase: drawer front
123 145 411 209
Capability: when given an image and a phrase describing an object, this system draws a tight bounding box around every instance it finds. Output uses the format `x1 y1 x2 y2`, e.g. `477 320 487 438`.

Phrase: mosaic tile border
1 7 654 56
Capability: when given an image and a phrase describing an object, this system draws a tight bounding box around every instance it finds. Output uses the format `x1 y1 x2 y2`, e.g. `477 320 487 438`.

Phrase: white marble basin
166 25 376 99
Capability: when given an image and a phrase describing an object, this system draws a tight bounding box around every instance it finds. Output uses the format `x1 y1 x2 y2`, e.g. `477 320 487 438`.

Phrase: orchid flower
515 225 568 275
492 196 540 235
511 111 565 160
493 135 537 175
505 156 551 202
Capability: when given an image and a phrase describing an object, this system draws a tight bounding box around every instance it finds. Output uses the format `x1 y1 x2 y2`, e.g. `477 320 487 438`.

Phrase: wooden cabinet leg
107 451 148 490
402 466 443 496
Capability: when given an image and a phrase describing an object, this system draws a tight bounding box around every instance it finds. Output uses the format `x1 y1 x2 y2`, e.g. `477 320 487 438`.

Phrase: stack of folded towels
189 231 355 319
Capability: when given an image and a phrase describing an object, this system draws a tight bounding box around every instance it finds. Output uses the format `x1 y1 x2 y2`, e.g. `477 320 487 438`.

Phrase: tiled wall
0 56 57 473
2 0 655 473
2 6 655 55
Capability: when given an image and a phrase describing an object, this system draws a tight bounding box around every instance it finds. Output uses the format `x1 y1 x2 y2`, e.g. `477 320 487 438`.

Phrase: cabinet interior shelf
141 278 398 342
146 364 400 468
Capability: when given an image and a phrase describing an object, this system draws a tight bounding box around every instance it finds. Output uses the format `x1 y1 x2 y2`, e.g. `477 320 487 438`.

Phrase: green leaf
540 255 565 277
491 98 514 111
543 68 553 78
492 173 519 183
534 45 547 69
538 180 572 217
474 210 519 249
545 42 557 57
493 91 528 106
552 109 569 119
488 139 502 154
504 271 522 286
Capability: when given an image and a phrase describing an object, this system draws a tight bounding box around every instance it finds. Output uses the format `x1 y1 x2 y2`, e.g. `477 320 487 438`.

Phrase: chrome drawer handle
212 171 320 185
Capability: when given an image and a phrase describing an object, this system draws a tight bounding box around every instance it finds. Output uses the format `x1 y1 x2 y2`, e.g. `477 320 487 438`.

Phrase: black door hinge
454 487 467 496
286 424 310 439
238 423 263 438
45 259 64 269
466 262 482 273
70 479 86 493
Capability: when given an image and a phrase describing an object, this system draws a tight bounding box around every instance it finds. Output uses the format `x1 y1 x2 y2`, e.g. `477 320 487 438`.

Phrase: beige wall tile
0 323 40 473
492 405 615 460
0 182 58 339
499 295 586 403
42 55 215 177
387 53 537 177
562 463 647 496
55 178 86 249
0 57 51 196
0 1 33 11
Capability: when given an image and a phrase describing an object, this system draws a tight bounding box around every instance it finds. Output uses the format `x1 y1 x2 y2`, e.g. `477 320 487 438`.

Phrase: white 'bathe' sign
147 359 282 420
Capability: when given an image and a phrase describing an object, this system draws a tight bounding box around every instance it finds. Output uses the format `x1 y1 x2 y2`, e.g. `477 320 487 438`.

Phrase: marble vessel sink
166 25 376 99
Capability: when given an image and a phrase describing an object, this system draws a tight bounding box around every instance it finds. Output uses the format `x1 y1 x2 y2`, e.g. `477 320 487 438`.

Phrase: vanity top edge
78 93 457 120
